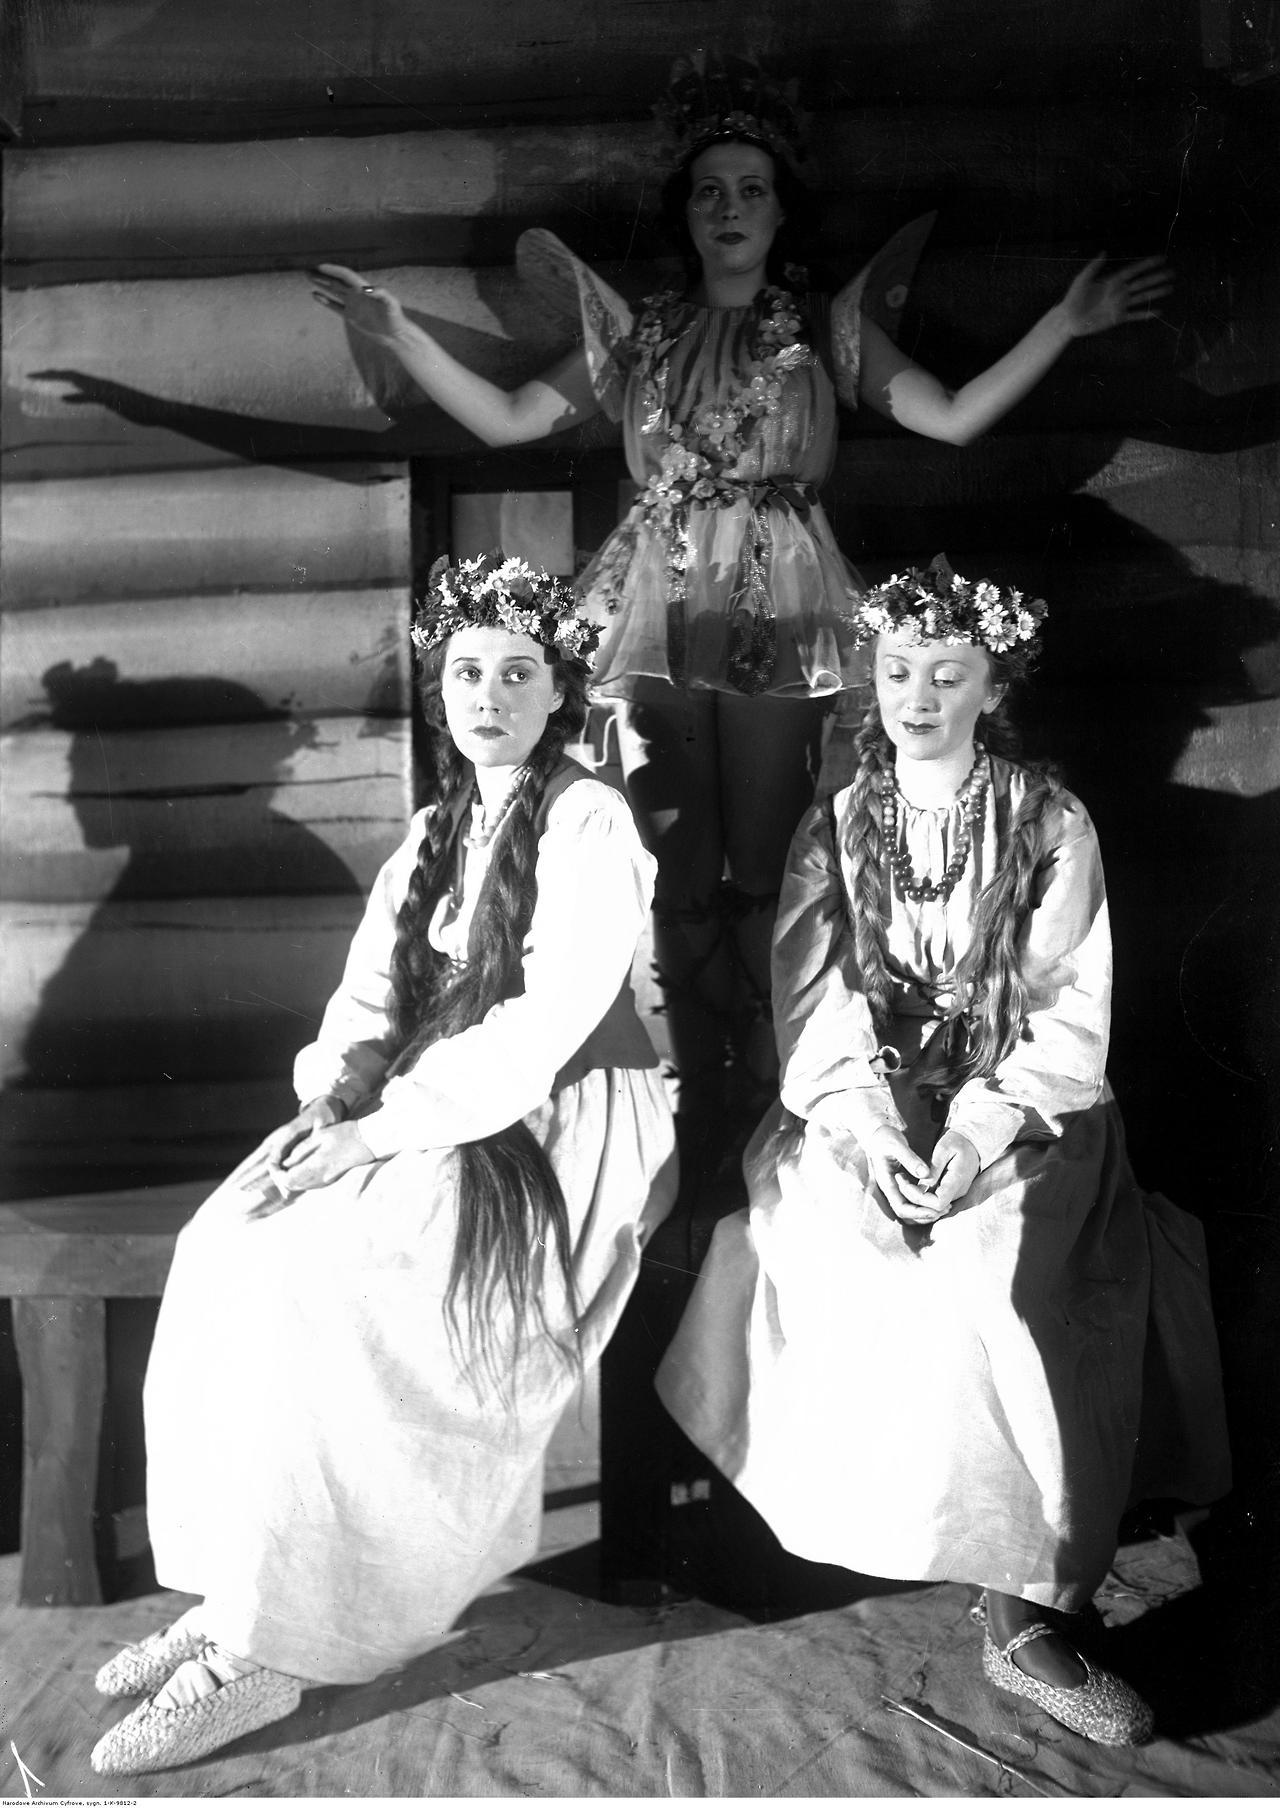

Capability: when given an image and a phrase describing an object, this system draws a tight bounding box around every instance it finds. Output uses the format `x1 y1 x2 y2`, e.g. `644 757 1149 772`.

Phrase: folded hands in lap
234 1098 375 1217
865 1125 980 1223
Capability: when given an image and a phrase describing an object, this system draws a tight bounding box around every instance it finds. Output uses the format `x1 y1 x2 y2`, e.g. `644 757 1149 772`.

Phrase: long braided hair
844 654 1065 1086
387 639 590 1386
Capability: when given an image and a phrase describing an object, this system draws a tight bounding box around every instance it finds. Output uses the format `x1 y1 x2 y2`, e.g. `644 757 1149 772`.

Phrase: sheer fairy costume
516 217 933 700
655 566 1229 1616
130 560 678 1695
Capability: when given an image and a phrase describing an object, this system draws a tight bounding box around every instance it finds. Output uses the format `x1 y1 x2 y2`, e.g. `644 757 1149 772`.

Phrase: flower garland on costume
850 554 1048 669
590 289 815 690
410 551 601 670
630 286 812 530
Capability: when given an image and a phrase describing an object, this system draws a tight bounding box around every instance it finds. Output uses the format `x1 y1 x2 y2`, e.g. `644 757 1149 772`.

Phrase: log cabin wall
1 0 1277 1579
0 465 413 1192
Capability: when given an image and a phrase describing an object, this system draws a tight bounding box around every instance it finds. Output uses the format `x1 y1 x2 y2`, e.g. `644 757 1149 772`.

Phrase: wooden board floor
2 1507 1278 1799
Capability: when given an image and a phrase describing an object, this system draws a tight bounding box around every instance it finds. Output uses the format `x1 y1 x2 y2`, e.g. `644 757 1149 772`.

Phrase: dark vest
531 760 660 1093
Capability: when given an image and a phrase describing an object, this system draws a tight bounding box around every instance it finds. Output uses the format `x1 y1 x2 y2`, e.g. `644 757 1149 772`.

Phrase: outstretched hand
309 264 408 343
1060 253 1173 338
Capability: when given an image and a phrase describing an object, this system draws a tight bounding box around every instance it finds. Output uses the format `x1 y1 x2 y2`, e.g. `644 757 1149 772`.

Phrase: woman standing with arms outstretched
311 53 1171 1136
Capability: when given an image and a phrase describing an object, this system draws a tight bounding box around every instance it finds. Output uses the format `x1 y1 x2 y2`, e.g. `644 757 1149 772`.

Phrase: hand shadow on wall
27 270 614 467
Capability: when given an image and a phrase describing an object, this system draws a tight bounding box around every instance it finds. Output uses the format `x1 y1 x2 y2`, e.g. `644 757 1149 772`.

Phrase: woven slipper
94 1615 208 1699
983 1624 1153 1747
90 1665 302 1775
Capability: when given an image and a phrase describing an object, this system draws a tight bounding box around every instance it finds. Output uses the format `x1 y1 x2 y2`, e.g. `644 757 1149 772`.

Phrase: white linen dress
143 773 677 1683
657 757 1229 1610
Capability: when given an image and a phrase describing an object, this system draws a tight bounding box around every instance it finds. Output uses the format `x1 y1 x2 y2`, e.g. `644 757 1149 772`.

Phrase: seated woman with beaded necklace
657 557 1230 1747
87 554 676 1779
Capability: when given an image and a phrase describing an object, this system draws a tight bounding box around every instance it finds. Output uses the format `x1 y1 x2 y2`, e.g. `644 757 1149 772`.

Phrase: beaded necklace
443 769 529 950
463 766 527 851
883 754 989 904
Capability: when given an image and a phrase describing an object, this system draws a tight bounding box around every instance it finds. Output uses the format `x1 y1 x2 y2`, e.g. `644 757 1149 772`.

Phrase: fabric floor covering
5 1502 1280 1799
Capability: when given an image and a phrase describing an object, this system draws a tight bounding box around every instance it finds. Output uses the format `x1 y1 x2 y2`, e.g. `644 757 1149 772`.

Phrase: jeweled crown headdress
851 555 1048 666
655 49 808 173
411 551 601 670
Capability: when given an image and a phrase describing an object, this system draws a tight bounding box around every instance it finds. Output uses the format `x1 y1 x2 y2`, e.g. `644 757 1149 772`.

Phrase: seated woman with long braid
89 552 677 1778
657 557 1230 1746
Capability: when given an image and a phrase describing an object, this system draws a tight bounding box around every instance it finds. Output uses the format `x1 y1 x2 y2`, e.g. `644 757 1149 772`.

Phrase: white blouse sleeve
290 811 434 1112
945 802 1112 1169
356 780 655 1157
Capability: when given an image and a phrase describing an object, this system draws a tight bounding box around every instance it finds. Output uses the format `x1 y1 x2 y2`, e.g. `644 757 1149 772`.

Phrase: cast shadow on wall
13 659 362 1110
0 660 363 1572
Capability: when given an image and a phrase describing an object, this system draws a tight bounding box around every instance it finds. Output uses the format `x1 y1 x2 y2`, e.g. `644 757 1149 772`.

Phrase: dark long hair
844 657 1066 1087
659 135 819 293
388 640 591 1387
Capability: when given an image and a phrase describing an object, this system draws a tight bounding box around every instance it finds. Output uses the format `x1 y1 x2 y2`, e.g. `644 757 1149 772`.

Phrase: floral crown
655 49 808 173
410 551 601 670
851 555 1048 665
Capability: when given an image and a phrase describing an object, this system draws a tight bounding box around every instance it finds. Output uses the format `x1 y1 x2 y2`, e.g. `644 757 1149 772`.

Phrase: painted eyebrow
447 653 540 667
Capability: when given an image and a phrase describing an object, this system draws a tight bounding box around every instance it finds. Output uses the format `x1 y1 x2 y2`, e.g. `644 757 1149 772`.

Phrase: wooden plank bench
0 1179 209 1606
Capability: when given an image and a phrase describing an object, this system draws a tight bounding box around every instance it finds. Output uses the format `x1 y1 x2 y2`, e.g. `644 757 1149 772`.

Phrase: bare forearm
884 302 1075 446
310 262 596 445
932 302 1075 443
861 252 1170 448
381 318 537 445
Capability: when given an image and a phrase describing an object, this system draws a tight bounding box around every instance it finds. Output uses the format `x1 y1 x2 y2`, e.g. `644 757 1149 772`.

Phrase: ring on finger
361 285 377 295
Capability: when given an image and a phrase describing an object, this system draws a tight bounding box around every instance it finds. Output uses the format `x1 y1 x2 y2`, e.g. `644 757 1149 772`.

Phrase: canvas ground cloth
15 1506 1280 1797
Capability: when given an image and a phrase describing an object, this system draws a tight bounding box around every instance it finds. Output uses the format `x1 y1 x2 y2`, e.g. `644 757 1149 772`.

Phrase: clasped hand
235 1098 374 1219
866 1126 979 1224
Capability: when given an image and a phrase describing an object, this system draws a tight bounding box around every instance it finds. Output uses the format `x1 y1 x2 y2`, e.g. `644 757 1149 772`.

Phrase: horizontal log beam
0 1183 204 1297
15 0 1202 139
1167 696 1280 795
0 1078 296 1193
2 267 571 445
1 715 412 903
3 107 1206 283
827 436 1280 544
1 465 412 603
1 587 411 728
2 894 365 1087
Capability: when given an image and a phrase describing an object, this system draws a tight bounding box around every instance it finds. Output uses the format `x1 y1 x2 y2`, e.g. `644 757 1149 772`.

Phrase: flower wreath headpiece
410 551 601 671
654 48 809 174
850 554 1048 667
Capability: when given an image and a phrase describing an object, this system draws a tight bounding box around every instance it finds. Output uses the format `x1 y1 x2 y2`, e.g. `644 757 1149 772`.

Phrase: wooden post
13 1296 106 1605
